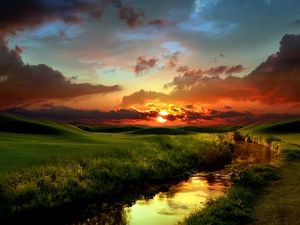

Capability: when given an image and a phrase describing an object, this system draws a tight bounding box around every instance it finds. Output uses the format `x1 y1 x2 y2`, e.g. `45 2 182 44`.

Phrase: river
73 142 278 225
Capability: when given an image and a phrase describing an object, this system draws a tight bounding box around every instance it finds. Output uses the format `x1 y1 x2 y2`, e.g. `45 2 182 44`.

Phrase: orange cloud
124 34 300 106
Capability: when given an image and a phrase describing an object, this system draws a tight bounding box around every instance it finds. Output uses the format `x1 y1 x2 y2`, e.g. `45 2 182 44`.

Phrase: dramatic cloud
3 105 300 125
206 65 245 76
0 0 143 39
0 43 121 108
166 34 300 104
225 65 246 75
134 56 158 75
165 64 245 90
205 66 228 76
164 66 203 90
121 89 168 106
245 34 300 104
114 1 144 28
123 34 300 107
2 106 155 124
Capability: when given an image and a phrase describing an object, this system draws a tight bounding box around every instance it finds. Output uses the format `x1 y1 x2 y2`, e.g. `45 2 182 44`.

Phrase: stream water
74 142 278 225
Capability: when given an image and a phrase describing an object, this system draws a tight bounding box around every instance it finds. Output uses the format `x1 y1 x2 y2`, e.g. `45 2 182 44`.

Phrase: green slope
129 127 191 135
0 114 135 175
0 113 86 137
240 119 300 134
76 125 238 135
77 124 143 133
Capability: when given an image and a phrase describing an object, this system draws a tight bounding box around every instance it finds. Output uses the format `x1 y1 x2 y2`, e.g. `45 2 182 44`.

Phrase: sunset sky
1 0 300 125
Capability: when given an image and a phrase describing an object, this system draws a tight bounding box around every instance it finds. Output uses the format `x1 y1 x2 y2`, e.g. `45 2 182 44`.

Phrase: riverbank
179 120 300 225
0 116 235 225
237 122 300 224
249 137 300 225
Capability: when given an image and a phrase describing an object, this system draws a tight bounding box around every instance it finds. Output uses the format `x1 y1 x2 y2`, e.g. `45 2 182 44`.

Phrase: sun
156 110 169 123
159 111 169 116
156 116 167 123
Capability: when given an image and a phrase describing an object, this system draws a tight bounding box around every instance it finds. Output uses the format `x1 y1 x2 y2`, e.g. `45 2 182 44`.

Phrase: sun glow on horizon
156 110 169 123
156 116 167 123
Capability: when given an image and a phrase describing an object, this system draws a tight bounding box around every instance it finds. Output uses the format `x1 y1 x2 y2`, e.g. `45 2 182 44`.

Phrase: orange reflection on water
126 173 228 225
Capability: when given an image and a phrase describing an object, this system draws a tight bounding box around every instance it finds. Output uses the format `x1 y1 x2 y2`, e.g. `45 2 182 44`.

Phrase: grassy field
243 120 300 225
180 119 300 225
1 114 299 225
0 114 234 224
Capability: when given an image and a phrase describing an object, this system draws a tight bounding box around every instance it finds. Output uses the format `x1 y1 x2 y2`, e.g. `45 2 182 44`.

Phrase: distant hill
0 113 246 136
130 127 190 135
241 119 300 134
179 126 239 133
0 114 84 136
77 125 143 133
77 125 239 135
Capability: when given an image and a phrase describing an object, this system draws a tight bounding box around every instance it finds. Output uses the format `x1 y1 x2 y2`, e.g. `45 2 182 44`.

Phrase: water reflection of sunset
126 173 228 225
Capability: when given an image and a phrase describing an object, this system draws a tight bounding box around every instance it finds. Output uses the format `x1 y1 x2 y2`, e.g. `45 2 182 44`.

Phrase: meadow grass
179 119 300 225
0 114 235 223
248 134 300 225
233 121 300 225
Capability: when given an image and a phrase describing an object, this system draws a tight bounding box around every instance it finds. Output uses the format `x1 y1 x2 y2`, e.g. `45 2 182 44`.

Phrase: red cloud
125 34 300 106
117 5 144 27
135 56 158 75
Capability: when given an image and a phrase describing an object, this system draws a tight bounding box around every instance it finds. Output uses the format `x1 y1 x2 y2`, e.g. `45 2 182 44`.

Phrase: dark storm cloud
134 56 158 75
246 34 300 104
0 43 121 108
0 0 144 39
